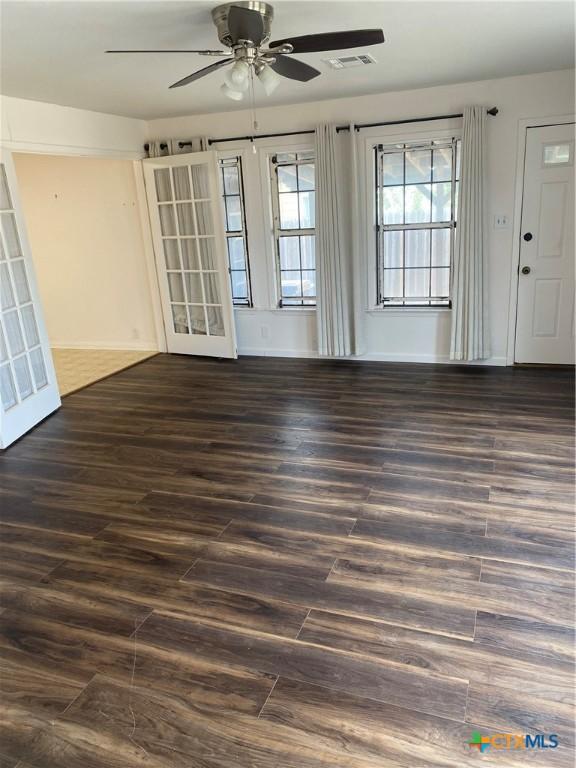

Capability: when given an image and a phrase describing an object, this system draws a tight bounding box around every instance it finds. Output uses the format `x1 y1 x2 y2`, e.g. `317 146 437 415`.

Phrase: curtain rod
143 107 498 151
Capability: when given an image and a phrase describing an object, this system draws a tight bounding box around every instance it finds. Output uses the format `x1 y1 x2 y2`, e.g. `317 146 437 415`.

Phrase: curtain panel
450 106 490 361
314 124 355 357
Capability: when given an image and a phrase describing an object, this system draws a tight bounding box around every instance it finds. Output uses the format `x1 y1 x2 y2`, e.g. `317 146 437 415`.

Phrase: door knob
521 266 531 275
523 232 533 241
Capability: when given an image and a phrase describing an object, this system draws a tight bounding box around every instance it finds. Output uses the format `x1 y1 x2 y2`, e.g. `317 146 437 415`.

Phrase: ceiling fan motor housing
212 1 274 46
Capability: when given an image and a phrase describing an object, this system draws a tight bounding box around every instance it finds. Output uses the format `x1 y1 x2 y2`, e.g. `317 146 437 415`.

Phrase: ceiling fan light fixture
257 63 281 95
226 59 251 89
221 81 245 100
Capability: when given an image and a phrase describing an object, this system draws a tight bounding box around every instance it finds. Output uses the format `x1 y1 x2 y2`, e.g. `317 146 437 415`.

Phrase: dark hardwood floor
0 354 574 767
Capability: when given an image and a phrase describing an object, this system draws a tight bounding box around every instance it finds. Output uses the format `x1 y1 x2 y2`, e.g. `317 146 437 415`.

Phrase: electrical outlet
260 326 269 340
494 214 509 228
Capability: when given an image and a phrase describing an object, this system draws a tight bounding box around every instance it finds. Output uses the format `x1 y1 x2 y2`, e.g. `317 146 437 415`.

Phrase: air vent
323 54 377 69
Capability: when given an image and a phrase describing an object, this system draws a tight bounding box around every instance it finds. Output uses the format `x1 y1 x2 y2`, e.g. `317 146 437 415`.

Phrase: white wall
147 69 575 364
13 152 159 351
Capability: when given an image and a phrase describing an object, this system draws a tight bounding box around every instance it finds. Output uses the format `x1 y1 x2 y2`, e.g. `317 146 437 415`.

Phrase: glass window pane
276 153 296 164
189 305 207 335
223 165 240 195
405 185 431 224
0 324 7 362
225 197 242 232
4 309 25 356
543 144 572 164
171 305 189 334
198 239 216 270
181 239 199 270
163 239 180 270
383 268 403 299
0 363 17 410
158 205 176 236
191 165 210 199
195 202 213 235
279 237 300 270
279 193 299 229
11 260 30 304
207 306 225 336
0 165 12 211
383 230 403 268
298 164 315 191
231 271 247 300
296 151 314 162
431 267 450 299
302 270 316 297
176 203 195 236
184 273 203 304
405 268 430 298
405 150 431 184
172 166 191 200
382 152 403 186
432 182 452 222
431 229 451 267
203 273 221 304
300 236 315 269
13 354 33 399
382 187 403 225
20 304 39 348
0 262 15 309
405 229 430 268
154 169 172 202
0 234 5 260
278 165 298 192
298 191 315 229
227 237 245 270
1 213 22 258
167 272 185 303
281 271 302 298
456 141 461 181
29 347 48 390
433 147 452 182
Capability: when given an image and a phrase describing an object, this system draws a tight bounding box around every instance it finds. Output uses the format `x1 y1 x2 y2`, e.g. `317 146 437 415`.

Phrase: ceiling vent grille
323 54 377 69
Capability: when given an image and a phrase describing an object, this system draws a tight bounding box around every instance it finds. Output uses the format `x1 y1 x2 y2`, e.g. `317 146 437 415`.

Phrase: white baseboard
50 340 159 352
237 346 508 366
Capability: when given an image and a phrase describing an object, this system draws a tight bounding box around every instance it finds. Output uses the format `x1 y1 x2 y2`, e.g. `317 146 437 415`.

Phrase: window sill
366 307 451 317
233 307 316 314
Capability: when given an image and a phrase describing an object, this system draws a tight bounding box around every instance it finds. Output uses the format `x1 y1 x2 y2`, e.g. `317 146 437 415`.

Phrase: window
219 156 252 306
375 138 460 307
270 152 316 306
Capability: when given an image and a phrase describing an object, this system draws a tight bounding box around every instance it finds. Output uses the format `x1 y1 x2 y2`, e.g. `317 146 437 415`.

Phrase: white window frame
268 150 316 308
360 124 462 313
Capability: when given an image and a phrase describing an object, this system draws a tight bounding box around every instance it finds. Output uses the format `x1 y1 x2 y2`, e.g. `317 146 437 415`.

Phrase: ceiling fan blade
269 29 384 54
270 54 320 83
169 58 232 89
107 49 228 55
227 5 265 45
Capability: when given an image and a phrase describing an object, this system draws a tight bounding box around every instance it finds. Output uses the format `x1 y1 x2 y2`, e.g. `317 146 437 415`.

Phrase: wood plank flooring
0 353 574 767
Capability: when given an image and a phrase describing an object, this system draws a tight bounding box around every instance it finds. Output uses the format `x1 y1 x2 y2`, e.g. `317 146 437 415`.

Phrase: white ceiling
1 1 574 120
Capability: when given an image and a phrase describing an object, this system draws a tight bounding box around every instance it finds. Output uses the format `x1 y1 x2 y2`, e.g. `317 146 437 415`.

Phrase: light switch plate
494 214 509 228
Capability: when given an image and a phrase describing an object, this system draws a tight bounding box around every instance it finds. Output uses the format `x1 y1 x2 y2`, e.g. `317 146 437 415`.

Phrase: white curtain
146 137 208 158
450 106 490 361
315 124 354 357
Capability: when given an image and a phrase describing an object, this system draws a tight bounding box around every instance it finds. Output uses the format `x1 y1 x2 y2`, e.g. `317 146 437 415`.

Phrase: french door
0 147 60 448
143 151 237 357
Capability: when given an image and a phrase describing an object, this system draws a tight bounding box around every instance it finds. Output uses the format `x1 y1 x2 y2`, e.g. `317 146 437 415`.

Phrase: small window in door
543 142 573 166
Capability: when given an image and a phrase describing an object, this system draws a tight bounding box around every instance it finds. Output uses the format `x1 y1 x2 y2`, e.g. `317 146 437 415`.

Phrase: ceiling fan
107 1 385 100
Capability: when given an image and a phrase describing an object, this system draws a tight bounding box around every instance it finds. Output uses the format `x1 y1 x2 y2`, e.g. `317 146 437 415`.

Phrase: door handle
521 266 531 275
523 232 533 241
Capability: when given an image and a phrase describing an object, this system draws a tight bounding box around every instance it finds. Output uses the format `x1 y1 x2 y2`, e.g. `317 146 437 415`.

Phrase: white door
0 147 60 448
143 151 237 357
515 123 575 364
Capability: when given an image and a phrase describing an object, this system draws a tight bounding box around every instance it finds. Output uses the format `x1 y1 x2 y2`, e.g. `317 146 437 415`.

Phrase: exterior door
515 123 575 364
143 151 237 357
0 147 60 448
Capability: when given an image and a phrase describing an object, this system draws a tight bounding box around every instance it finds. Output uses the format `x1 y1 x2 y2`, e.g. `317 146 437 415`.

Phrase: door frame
506 113 575 365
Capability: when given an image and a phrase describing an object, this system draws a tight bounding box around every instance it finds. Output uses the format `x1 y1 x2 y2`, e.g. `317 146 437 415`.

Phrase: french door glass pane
198 239 216 270
167 272 185 303
171 305 189 334
159 205 176 236
0 262 15 309
181 239 199 270
11 260 31 304
154 169 172 202
206 306 225 336
0 165 12 210
191 165 210 199
29 347 48 389
176 203 195 236
203 273 220 304
13 354 33 399
20 304 39 348
184 273 203 303
163 239 180 270
195 202 213 235
1 213 22 257
4 310 25 356
0 362 17 410
189 305 206 334
172 166 191 201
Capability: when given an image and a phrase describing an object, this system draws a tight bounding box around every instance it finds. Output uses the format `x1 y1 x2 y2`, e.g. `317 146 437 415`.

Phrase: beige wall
13 153 158 350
